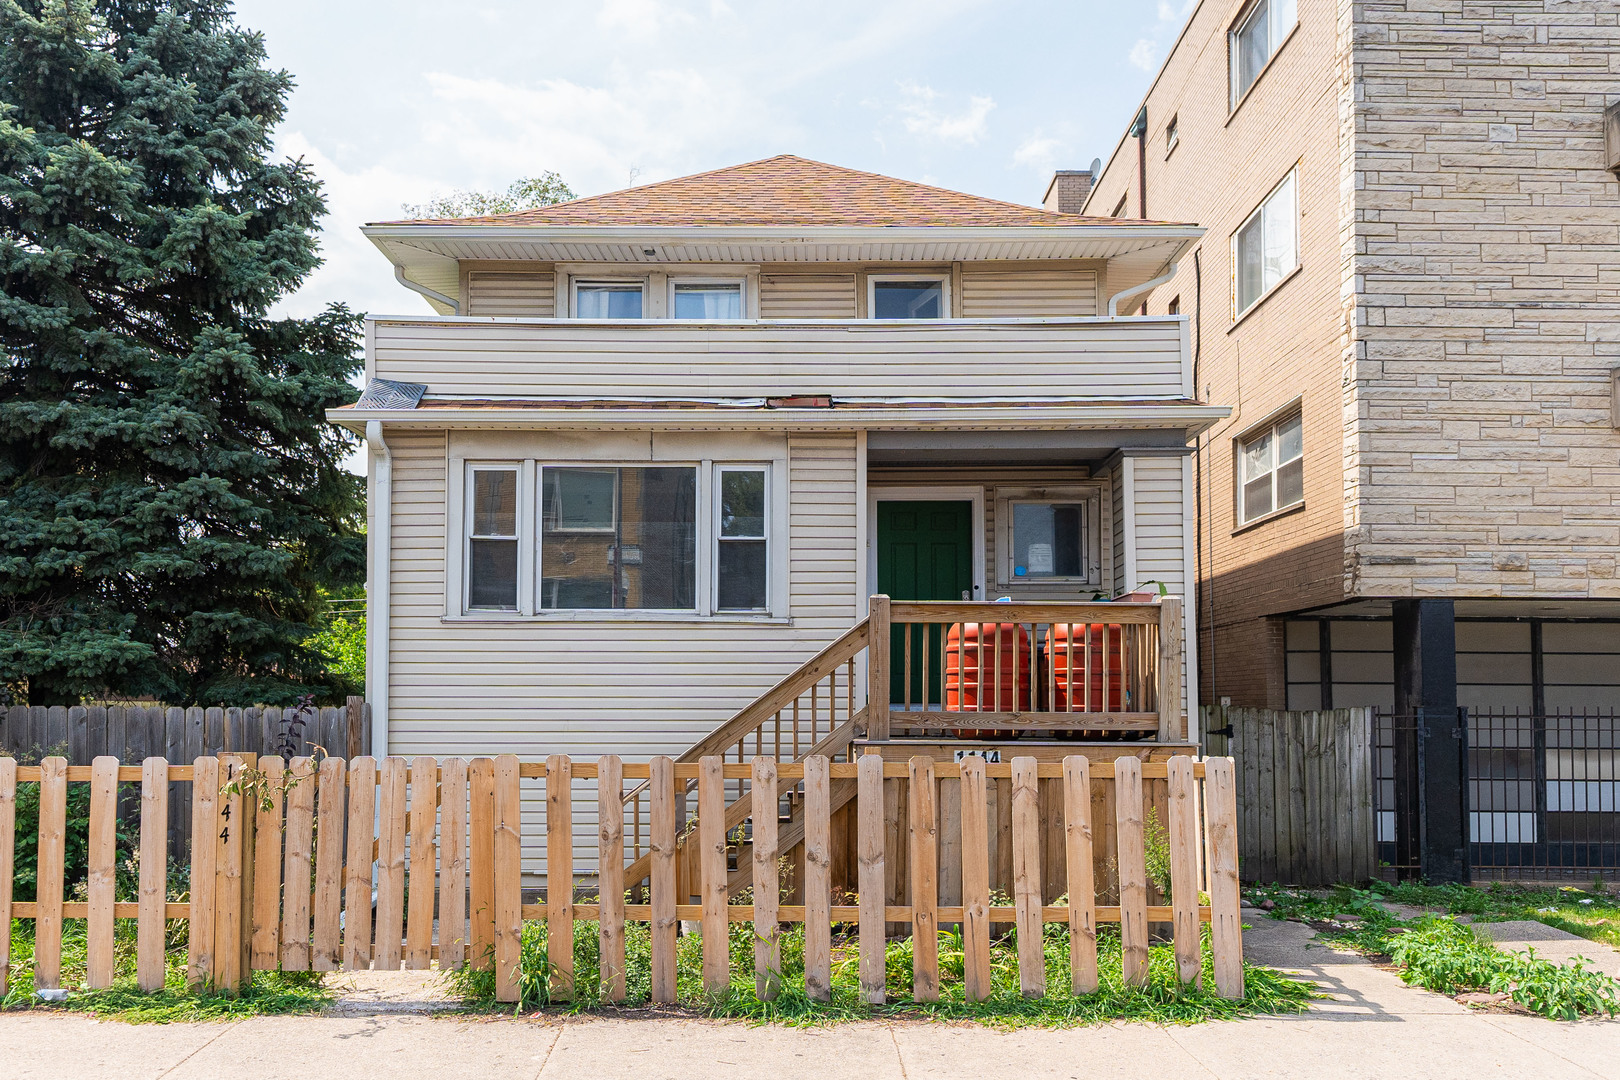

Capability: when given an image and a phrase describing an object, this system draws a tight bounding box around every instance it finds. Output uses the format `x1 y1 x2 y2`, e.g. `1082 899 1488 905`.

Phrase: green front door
876 500 975 706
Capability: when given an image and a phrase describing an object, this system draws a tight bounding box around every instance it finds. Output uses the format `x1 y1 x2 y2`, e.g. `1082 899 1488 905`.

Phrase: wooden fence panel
343 756 377 971
1062 755 1098 995
649 755 677 1004
187 756 218 988
752 756 781 1001
492 754 522 1003
313 757 347 971
34 756 67 990
857 752 885 1004
280 756 315 971
86 756 119 989
597 755 625 1001
1115 755 1148 988
406 756 436 970
468 757 495 972
0 750 1246 1007
1202 706 1377 886
376 757 408 970
252 757 286 970
441 757 470 971
546 755 574 1000
0 756 14 996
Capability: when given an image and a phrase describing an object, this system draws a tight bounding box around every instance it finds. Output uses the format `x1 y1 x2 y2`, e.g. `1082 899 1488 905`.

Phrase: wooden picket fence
0 752 1244 1002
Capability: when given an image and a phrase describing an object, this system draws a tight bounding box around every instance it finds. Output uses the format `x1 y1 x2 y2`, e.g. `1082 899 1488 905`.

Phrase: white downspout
365 421 392 758
394 265 461 315
1106 260 1179 317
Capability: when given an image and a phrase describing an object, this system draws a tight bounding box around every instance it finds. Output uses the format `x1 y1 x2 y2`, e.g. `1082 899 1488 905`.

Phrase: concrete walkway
1 911 1615 1080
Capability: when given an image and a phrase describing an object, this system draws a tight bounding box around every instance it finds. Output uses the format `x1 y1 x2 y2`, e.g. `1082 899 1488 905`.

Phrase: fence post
1157 597 1183 742
0 757 15 996
868 595 891 742
345 696 365 760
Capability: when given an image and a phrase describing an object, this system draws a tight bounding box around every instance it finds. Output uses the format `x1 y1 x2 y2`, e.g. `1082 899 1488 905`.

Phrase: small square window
1166 115 1179 152
1238 412 1303 524
1010 501 1087 580
871 278 946 319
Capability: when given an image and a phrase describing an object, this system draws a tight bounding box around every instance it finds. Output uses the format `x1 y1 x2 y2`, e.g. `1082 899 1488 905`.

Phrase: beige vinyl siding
380 426 859 878
759 274 858 318
464 272 556 317
1126 453 1191 719
1110 459 1127 592
371 317 1188 400
959 268 1099 317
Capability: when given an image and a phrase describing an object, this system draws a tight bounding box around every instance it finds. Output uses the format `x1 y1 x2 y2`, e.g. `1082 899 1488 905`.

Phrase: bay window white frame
713 464 771 612
447 447 787 622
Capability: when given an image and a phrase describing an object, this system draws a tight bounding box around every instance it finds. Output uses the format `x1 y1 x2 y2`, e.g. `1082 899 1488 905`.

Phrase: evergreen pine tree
0 0 364 705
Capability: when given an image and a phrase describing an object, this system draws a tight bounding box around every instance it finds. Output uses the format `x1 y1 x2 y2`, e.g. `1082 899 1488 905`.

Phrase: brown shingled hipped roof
380 154 1136 228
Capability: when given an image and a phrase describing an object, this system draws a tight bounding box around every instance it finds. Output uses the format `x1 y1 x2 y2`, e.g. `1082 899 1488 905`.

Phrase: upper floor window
1165 114 1179 154
1233 169 1298 317
1230 0 1296 107
1111 193 1129 218
575 281 644 318
672 281 743 319
1239 412 1303 524
870 275 949 318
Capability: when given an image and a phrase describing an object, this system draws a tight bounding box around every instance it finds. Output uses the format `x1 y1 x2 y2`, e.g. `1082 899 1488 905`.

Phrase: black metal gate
1378 708 1620 880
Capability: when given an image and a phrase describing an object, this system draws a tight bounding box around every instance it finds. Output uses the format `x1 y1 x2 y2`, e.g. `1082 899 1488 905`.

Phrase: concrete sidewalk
1 913 1615 1080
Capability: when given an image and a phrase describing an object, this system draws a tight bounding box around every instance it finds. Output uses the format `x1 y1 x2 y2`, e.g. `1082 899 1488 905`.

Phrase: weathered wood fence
0 700 370 854
0 752 1244 1003
1203 706 1376 885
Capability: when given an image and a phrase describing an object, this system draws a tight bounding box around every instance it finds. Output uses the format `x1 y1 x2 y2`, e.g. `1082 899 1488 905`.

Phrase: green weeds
442 915 1313 1027
1246 881 1620 1019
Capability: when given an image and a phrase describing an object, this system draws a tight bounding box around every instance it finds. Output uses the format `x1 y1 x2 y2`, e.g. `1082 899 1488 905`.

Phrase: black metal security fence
1375 708 1620 881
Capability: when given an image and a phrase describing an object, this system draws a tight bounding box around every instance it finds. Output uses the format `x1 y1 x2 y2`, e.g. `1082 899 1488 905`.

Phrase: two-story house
328 156 1223 865
1079 0 1620 873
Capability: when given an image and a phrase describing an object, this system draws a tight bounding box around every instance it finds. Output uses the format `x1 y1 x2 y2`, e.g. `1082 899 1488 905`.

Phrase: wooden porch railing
868 596 1184 743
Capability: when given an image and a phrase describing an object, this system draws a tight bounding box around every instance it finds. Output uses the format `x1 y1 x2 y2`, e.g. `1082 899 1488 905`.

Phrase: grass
4 918 334 1023
442 916 1315 1027
1246 880 1620 1020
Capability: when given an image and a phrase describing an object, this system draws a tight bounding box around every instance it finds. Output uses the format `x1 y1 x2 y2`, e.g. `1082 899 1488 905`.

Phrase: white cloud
1128 40 1159 72
894 81 994 145
1013 134 1063 172
596 0 698 38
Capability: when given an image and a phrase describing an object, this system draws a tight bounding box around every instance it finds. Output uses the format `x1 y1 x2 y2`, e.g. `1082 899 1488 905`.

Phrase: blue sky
235 0 1195 319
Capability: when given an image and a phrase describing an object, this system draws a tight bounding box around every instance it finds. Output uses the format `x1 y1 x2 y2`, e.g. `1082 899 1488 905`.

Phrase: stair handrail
620 617 871 807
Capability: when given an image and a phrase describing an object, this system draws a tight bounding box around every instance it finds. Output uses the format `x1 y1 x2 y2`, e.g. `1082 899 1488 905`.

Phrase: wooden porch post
1157 597 1183 742
867 595 891 742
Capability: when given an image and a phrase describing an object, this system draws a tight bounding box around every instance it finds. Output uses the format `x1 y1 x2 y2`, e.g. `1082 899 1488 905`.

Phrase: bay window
459 459 777 617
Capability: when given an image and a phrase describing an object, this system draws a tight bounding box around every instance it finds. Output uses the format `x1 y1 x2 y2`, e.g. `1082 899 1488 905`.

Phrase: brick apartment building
1068 0 1620 730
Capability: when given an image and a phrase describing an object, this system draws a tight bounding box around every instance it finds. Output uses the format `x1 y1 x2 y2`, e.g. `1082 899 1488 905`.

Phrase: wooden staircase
620 595 1183 899
621 619 870 896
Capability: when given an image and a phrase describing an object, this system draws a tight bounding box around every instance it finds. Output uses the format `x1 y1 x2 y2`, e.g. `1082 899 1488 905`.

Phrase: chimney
1043 158 1103 214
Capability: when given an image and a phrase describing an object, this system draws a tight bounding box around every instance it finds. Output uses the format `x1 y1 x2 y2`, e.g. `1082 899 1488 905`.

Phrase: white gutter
394 265 460 315
364 421 392 758
1107 261 1179 317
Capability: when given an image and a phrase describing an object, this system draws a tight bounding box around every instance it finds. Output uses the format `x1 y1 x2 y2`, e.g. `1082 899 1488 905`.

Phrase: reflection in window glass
1230 0 1296 106
1239 413 1303 523
673 283 742 319
468 469 518 609
576 283 644 318
540 467 695 609
717 469 767 610
1235 171 1297 315
872 280 943 318
1010 502 1085 579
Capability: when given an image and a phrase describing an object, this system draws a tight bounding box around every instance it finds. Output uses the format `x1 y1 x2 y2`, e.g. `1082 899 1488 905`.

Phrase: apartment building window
1111 193 1129 218
1233 168 1298 316
466 467 520 610
1165 114 1179 154
869 275 949 318
1230 0 1296 107
1238 412 1303 523
672 281 743 319
575 281 644 318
